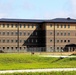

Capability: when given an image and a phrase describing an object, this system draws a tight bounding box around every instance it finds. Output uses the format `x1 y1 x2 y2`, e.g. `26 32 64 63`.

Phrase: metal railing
0 47 76 53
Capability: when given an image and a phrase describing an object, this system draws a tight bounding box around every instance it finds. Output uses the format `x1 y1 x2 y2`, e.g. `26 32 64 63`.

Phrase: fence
0 47 76 53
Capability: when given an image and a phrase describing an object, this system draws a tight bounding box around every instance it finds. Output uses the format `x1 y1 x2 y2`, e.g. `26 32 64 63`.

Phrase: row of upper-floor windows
50 40 70 43
0 39 38 43
0 24 38 28
50 24 70 28
50 47 63 50
0 31 38 36
0 23 71 28
0 47 26 50
50 32 70 36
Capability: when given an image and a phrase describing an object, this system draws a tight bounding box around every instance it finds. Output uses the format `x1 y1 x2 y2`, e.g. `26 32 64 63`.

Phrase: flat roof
0 18 76 23
45 18 76 23
0 18 45 23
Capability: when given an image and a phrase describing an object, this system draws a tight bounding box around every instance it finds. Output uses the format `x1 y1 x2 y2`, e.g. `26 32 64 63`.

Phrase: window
3 32 5 35
20 47 22 50
20 40 22 43
16 32 18 35
57 40 59 43
3 47 5 49
16 47 17 49
7 47 9 49
50 47 52 49
61 40 63 43
20 32 22 36
68 33 70 36
11 32 13 35
7 40 9 43
64 40 66 42
36 32 37 35
7 24 9 28
50 32 52 35
50 24 52 27
16 40 18 42
7 32 9 35
20 24 22 28
61 25 63 28
32 39 33 43
24 32 26 35
28 25 30 28
11 47 13 50
0 32 1 35
50 40 52 42
24 47 26 49
57 24 59 28
68 40 70 42
24 25 26 28
61 33 63 36
11 24 13 28
36 39 38 43
3 24 5 27
28 39 29 42
61 47 63 49
11 40 13 43
32 25 34 28
64 25 66 28
15 24 17 28
24 40 26 42
3 40 5 43
68 25 70 28
36 25 39 28
28 33 30 35
57 33 59 36
64 33 66 36
57 47 59 50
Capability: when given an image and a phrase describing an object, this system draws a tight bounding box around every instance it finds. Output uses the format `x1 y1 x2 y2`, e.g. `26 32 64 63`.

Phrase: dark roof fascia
0 19 45 23
43 21 76 24
1 21 76 24
0 21 44 24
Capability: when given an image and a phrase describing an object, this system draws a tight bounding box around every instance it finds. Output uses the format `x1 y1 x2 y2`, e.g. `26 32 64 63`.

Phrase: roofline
0 21 44 23
43 22 76 23
0 18 76 23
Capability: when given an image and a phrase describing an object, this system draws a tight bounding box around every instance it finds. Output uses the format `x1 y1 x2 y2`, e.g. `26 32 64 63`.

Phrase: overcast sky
0 0 76 19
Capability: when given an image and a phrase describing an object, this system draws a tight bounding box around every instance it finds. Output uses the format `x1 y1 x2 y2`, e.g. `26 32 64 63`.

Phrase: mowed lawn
0 53 76 70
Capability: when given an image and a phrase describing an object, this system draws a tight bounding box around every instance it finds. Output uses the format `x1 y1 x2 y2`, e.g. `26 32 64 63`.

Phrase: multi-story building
0 18 76 52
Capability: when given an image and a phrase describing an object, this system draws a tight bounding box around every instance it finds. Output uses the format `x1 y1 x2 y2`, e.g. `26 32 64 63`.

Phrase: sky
0 0 76 19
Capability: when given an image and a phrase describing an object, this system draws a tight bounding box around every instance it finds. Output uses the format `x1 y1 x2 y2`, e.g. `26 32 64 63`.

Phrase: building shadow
63 44 76 52
22 23 46 52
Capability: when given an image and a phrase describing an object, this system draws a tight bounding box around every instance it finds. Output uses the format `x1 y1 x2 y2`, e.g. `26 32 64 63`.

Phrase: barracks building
0 18 76 52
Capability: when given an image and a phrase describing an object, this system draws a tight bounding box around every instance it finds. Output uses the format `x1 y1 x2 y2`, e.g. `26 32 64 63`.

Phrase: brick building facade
0 18 76 52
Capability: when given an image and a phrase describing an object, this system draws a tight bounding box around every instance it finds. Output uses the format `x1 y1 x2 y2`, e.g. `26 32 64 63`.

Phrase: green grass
1 71 76 75
0 53 76 70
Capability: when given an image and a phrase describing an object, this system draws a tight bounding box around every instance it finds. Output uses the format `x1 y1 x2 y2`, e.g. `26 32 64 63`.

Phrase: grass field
1 71 76 75
0 53 76 70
